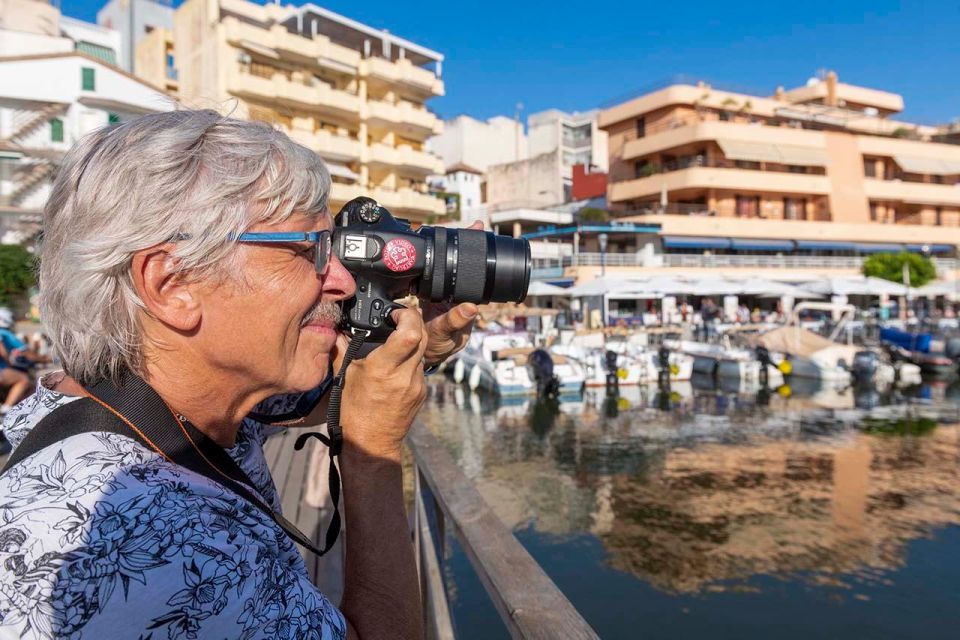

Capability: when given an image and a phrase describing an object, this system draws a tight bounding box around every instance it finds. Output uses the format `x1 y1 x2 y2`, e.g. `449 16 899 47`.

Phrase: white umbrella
802 276 907 296
566 277 641 297
915 280 959 297
526 281 572 297
739 278 824 298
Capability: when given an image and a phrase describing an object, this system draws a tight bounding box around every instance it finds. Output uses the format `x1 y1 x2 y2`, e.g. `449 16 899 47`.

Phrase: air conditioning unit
237 52 251 65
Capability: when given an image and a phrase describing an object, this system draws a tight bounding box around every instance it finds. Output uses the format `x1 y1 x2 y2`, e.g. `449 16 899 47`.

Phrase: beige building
154 0 446 221
597 72 960 276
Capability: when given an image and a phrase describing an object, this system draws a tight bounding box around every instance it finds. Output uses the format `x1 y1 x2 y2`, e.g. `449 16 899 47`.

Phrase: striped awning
75 41 117 66
893 155 960 176
717 139 781 164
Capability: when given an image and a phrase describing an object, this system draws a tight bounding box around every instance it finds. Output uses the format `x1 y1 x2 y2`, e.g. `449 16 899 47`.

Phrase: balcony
224 19 360 73
863 178 960 207
329 181 365 205
610 166 831 203
227 69 361 119
362 57 444 97
371 187 445 217
368 143 444 173
540 252 959 274
365 100 442 138
287 129 361 163
621 120 829 162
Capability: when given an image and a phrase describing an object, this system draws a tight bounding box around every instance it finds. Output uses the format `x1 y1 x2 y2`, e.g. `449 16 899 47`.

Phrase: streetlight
598 232 609 277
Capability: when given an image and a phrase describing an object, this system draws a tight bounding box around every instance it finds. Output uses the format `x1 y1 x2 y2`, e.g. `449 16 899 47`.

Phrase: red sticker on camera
383 238 417 272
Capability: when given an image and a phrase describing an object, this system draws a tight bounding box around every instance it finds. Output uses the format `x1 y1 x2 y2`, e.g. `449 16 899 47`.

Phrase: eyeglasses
234 230 333 276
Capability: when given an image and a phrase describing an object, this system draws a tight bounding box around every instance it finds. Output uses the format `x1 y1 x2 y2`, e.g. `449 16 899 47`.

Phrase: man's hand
421 220 483 365
338 307 428 461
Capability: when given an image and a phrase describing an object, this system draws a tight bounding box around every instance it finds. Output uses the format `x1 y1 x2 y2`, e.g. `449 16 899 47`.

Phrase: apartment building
427 114 527 172
165 0 446 221
96 0 175 73
528 108 608 178
588 72 960 280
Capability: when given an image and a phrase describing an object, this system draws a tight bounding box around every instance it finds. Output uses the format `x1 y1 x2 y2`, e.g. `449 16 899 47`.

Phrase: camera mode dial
358 200 382 224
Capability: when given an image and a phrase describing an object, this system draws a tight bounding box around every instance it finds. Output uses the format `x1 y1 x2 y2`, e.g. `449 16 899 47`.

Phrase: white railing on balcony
532 252 959 274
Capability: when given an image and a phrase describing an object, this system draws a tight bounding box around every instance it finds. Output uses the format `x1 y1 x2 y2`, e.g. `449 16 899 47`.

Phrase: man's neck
144 355 272 448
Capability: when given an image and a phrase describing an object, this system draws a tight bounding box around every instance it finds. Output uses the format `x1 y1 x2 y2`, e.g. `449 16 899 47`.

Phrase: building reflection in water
420 381 960 595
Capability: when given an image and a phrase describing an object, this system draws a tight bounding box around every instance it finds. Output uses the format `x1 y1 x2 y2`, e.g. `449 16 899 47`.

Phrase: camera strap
0 362 367 558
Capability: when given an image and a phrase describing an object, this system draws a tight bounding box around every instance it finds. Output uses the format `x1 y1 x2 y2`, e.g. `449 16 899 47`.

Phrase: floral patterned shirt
0 375 345 640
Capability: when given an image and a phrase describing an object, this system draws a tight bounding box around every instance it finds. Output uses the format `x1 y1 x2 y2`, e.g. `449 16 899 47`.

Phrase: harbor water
419 379 960 639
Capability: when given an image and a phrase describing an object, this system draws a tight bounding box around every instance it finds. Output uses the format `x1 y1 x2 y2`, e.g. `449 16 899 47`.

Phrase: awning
795 240 857 251
893 155 960 176
662 236 731 250
326 163 359 181
776 144 829 167
717 139 781 164
906 243 954 254
239 39 280 60
76 41 117 66
855 243 905 253
729 238 795 251
717 139 829 166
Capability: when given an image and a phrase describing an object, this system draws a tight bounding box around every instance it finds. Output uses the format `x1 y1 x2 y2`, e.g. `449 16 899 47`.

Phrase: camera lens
419 227 530 304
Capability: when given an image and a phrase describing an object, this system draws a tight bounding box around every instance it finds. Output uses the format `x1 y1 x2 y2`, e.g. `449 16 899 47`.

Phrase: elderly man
0 110 476 639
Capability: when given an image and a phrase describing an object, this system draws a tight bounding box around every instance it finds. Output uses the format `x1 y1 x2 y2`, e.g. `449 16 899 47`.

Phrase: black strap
0 367 359 557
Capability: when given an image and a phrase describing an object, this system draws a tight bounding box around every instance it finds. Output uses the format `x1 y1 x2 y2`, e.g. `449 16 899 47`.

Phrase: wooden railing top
407 422 599 640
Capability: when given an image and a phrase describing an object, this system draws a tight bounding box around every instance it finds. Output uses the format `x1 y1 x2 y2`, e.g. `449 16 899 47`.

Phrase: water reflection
421 380 960 599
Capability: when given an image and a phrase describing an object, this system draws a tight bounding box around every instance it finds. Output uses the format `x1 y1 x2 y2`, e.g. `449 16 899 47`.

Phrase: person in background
0 308 47 413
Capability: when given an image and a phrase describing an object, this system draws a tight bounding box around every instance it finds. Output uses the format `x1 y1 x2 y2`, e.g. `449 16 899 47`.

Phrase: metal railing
408 422 598 639
532 253 960 273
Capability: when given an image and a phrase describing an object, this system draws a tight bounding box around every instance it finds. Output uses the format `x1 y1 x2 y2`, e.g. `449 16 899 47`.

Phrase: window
736 195 760 218
784 198 806 220
50 118 64 143
787 165 806 174
863 158 876 178
734 160 760 170
82 67 95 91
635 117 645 138
869 202 879 222
145 25 155 34
936 207 943 225
108 113 121 124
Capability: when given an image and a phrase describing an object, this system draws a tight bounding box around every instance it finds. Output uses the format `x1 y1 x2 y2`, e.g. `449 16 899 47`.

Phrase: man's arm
337 308 428 639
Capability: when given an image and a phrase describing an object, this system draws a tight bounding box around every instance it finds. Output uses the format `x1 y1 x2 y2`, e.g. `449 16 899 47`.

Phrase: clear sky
63 0 959 125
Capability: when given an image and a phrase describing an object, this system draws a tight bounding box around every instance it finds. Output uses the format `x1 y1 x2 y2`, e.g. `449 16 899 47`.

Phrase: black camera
333 197 531 341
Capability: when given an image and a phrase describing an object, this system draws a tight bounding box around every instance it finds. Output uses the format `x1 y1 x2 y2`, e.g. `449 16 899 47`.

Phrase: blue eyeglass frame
233 231 333 275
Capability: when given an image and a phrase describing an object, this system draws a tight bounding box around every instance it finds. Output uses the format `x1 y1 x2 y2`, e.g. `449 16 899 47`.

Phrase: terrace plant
0 244 35 304
862 251 936 288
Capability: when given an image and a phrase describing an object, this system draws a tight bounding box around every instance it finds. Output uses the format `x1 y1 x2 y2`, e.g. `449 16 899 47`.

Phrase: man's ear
131 246 201 332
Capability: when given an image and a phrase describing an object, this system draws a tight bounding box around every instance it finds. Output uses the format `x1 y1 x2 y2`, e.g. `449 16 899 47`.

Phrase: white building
428 114 526 173
527 108 608 180
0 0 121 63
96 0 174 72
0 52 176 233
437 162 484 225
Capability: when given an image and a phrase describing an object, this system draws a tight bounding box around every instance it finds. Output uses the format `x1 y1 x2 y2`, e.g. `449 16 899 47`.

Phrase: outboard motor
945 337 960 361
755 345 772 388
657 345 672 389
527 348 560 398
851 350 880 383
604 349 620 393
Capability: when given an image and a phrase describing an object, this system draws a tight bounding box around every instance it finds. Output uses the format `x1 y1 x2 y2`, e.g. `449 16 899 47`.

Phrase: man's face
195 210 356 395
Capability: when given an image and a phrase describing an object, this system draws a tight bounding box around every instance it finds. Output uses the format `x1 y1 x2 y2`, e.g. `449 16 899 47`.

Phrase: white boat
667 339 785 388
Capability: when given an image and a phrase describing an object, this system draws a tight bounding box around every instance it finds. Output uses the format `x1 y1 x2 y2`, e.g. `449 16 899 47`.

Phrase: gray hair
39 109 331 384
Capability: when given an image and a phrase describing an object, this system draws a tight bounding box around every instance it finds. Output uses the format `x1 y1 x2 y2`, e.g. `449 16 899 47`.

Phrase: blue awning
663 236 731 249
855 243 905 253
729 238 795 251
906 243 954 254
795 240 857 251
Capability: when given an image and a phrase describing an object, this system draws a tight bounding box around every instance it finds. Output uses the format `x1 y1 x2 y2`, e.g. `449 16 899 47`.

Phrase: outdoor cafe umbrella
915 280 959 297
737 277 824 298
801 276 908 297
525 281 572 297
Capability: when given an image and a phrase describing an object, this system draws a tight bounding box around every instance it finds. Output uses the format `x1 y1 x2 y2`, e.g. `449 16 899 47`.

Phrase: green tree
862 251 936 288
578 207 610 223
0 244 35 304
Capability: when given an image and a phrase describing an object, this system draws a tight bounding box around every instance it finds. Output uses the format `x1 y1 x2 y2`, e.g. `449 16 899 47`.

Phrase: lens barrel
420 227 530 304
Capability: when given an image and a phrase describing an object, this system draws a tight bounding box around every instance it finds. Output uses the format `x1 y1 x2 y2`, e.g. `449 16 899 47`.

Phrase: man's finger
376 308 425 368
433 303 478 335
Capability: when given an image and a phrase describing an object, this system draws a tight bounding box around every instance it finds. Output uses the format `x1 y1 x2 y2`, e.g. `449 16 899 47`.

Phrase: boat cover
753 326 838 358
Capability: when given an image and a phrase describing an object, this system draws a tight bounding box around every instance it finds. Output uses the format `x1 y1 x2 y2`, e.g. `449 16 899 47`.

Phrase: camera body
333 197 531 341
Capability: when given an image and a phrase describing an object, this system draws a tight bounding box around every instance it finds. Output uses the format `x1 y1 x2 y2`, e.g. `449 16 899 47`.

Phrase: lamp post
598 232 609 277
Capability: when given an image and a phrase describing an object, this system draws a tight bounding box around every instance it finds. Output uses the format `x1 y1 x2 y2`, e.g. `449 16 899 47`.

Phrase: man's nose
322 255 356 301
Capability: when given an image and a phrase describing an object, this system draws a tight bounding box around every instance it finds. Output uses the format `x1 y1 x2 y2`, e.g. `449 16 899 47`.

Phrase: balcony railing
533 252 959 273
